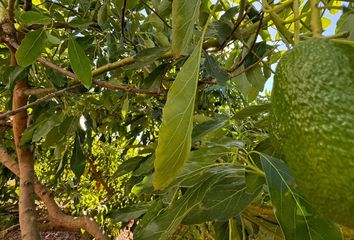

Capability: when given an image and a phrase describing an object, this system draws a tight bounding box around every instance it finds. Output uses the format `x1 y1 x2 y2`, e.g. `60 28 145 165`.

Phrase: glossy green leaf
183 168 261 224
68 37 92 88
172 0 201 57
70 135 86 179
16 28 47 67
135 174 221 240
260 155 343 240
141 64 167 90
20 11 51 25
153 39 204 190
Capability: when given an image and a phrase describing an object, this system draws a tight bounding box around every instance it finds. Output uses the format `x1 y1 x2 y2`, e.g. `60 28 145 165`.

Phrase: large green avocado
271 38 354 228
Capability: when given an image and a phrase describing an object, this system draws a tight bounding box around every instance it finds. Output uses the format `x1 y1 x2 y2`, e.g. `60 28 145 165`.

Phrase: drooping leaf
260 155 342 240
16 28 47 67
204 51 229 85
113 156 146 178
20 11 51 25
7 66 28 91
153 39 204 190
172 0 201 57
70 134 86 179
135 174 221 240
183 168 261 224
68 37 92 88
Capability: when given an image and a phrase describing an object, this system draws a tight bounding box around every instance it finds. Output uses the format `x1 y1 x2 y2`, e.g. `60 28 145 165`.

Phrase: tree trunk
12 77 41 239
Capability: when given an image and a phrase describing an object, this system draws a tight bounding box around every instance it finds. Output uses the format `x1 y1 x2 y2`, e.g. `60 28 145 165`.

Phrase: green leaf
68 37 92 88
7 66 28 91
260 155 343 240
183 168 261 224
20 11 51 25
135 174 221 240
32 112 65 142
204 51 229 85
233 104 270 120
172 0 201 57
16 28 47 67
192 116 228 142
141 64 168 90
109 203 149 222
70 134 86 179
153 39 203 190
113 156 146 178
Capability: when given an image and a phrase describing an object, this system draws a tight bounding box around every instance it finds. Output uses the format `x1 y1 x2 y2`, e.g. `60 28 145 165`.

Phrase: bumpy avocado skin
271 38 354 227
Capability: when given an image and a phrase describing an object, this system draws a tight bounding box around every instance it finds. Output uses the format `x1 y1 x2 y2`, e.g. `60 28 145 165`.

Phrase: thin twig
230 45 277 78
24 0 32 11
0 84 81 120
228 12 264 73
140 0 171 29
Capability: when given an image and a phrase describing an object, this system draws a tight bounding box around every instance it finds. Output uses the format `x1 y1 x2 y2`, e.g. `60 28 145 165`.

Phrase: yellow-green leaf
68 37 92 88
172 0 201 57
153 39 203 190
16 28 47 67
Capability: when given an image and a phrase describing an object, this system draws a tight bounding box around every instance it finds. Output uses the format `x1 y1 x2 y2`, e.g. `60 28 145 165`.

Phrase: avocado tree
0 0 353 239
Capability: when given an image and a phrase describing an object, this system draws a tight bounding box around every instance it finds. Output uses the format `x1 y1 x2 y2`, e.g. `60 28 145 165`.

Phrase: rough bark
0 148 109 240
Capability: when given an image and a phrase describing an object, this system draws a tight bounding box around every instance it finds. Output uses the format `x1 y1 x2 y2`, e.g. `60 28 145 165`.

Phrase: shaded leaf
233 104 270 120
260 155 342 240
204 51 229 85
183 168 261 224
16 28 47 67
32 112 65 142
109 203 150 222
113 156 146 178
135 174 221 240
70 134 86 179
153 39 204 190
172 0 201 57
68 37 92 88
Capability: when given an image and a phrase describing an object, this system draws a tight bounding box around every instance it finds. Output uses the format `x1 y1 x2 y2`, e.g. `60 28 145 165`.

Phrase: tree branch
0 148 109 240
0 84 82 120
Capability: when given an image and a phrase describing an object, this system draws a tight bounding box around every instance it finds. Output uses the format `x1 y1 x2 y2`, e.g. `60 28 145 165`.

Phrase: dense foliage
0 0 354 239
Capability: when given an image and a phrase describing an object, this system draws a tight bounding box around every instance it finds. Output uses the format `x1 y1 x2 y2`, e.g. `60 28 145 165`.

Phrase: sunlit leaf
16 28 47 67
20 11 51 25
172 0 201 57
153 39 204 190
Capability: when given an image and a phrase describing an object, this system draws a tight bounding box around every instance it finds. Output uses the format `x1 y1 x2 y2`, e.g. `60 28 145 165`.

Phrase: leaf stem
293 0 300 44
310 0 323 37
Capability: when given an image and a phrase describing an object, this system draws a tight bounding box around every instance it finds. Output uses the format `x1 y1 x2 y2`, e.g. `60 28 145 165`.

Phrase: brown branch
0 148 109 240
7 0 15 22
94 80 163 94
0 84 82 120
228 11 264 73
230 45 277 78
24 0 32 11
